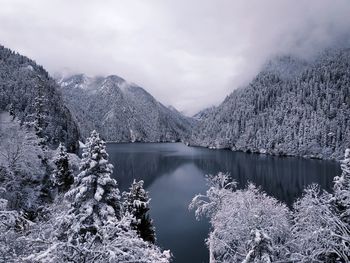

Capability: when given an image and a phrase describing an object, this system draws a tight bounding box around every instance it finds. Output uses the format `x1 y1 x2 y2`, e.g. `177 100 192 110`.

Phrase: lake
107 142 340 263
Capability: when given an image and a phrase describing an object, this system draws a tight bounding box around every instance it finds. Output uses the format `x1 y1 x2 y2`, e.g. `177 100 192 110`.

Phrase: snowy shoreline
106 140 341 162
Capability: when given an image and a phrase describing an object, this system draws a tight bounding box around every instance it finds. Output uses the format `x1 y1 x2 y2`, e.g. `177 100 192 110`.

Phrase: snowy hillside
0 45 80 152
58 74 194 142
192 48 350 160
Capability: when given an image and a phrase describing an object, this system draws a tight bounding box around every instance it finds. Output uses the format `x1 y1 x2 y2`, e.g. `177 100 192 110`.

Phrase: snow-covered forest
191 48 350 160
0 46 80 152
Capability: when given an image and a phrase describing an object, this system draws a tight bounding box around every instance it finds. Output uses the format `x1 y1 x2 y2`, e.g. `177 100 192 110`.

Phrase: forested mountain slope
193 106 216 121
0 45 79 152
192 49 350 160
58 74 194 142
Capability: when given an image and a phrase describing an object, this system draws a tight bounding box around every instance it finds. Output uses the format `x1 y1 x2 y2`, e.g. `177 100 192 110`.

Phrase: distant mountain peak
58 73 194 142
104 74 126 84
59 74 149 95
58 73 92 89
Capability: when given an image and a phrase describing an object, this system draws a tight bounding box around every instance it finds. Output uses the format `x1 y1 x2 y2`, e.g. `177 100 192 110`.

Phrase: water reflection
107 143 340 263
147 164 209 263
192 149 337 205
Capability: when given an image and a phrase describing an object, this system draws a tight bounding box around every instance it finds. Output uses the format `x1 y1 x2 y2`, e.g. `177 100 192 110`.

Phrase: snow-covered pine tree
123 179 156 243
52 143 73 193
243 230 273 263
333 148 350 227
32 91 53 204
33 93 47 148
292 184 350 262
64 130 122 243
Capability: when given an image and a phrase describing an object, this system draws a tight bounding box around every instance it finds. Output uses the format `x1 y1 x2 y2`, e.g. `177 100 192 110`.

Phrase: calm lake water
107 142 340 263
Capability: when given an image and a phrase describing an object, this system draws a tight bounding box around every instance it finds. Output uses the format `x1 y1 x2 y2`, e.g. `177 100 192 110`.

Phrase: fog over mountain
1 0 350 115
192 47 350 160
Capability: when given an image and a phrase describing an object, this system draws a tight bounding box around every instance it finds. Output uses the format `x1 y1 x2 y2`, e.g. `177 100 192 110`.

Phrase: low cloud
1 0 349 115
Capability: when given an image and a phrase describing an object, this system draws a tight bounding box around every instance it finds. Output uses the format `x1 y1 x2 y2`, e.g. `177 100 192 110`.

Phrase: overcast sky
1 0 350 115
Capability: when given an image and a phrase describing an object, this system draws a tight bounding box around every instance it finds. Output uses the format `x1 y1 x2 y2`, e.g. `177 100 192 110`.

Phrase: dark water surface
107 143 340 263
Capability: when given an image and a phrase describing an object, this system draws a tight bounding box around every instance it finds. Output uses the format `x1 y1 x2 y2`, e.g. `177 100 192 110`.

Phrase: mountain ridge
58 74 194 143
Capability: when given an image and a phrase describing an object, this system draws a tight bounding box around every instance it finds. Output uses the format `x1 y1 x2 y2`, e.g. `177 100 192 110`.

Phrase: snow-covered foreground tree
0 112 49 260
123 179 156 243
22 130 171 263
291 185 349 262
0 197 29 262
190 173 291 262
334 149 350 227
62 129 122 245
23 204 171 263
192 150 350 263
292 149 350 262
52 143 74 193
0 112 45 212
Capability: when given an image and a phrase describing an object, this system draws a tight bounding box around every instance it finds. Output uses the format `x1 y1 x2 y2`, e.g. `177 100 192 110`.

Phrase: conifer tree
123 179 156 243
52 143 73 193
33 94 46 147
64 130 122 243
